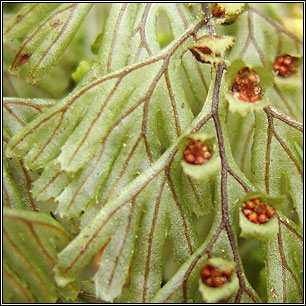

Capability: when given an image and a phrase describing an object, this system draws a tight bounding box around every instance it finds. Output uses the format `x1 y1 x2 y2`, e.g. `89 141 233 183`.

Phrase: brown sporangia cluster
189 45 220 65
274 55 296 77
201 263 233 288
19 53 31 65
231 67 262 103
212 3 225 18
189 46 213 64
183 140 212 165
242 198 276 224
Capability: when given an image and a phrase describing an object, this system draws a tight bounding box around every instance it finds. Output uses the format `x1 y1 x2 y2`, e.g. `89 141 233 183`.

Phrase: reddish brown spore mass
19 54 31 65
231 67 262 103
242 198 276 224
189 46 212 64
201 263 232 288
213 4 225 18
274 55 296 77
183 140 212 165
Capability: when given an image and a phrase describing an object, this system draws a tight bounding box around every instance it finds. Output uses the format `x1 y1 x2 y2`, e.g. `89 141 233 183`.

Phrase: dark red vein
4 100 44 113
175 4 188 29
11 4 76 69
4 215 71 239
240 124 254 173
248 11 266 65
187 177 204 212
3 229 53 298
28 5 78 79
265 113 273 194
164 69 181 135
29 112 65 165
276 218 303 302
67 77 123 167
227 167 252 193
166 169 193 256
142 176 166 303
212 63 258 302
9 18 205 159
62 147 178 275
27 223 56 265
106 4 128 73
103 135 143 204
3 184 12 207
37 170 65 195
106 200 135 293
65 99 146 212
163 224 224 303
273 85 295 118
3 269 33 302
133 4 153 62
4 3 39 35
8 109 63 152
272 129 303 179
20 161 38 211
249 9 302 45
4 104 25 126
265 109 303 180
279 218 302 241
266 106 303 132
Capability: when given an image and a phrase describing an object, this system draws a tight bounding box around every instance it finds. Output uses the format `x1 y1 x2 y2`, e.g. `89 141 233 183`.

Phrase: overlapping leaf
3 208 78 303
3 3 60 43
3 13 69 99
3 97 56 211
5 3 92 83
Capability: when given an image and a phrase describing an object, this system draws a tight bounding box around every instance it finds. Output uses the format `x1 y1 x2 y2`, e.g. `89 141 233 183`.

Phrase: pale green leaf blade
6 17 206 219
3 97 56 135
152 174 260 303
3 3 60 43
9 3 93 83
3 208 78 303
3 42 70 99
251 108 303 225
3 259 35 303
3 97 56 212
53 65 215 300
97 3 138 75
3 163 24 209
126 172 201 303
263 213 303 303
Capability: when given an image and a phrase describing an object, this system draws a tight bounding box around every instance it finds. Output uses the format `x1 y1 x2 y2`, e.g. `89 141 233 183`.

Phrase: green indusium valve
198 257 239 303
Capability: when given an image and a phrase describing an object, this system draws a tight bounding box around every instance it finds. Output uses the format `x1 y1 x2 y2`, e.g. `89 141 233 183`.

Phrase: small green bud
72 60 94 83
